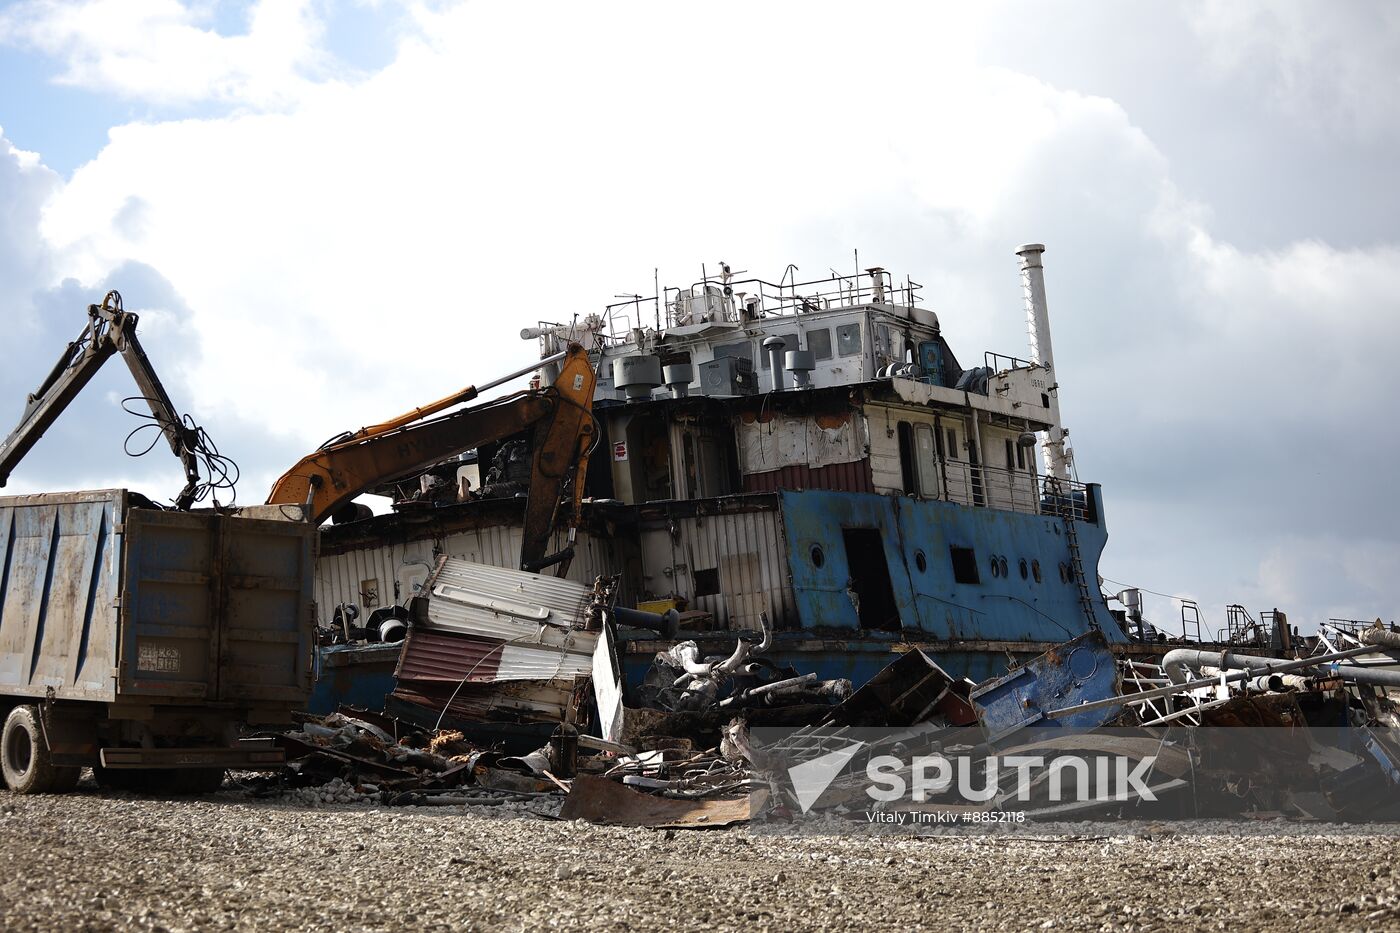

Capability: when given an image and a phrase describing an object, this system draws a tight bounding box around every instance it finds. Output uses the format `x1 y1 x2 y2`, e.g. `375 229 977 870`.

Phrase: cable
121 396 241 506
1100 576 1196 603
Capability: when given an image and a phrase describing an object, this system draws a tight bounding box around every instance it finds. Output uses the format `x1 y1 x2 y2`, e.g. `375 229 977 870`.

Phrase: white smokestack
1016 243 1070 480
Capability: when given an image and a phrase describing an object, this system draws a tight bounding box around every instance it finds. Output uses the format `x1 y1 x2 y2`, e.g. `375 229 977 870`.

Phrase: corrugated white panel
314 525 620 625
637 507 795 632
497 641 595 680
427 558 595 643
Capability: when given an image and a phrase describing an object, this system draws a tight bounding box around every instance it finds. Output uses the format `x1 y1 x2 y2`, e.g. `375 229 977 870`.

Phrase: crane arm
267 344 597 571
0 291 204 509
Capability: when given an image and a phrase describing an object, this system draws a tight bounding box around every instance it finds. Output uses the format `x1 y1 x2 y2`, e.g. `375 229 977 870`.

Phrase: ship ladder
1047 478 1100 632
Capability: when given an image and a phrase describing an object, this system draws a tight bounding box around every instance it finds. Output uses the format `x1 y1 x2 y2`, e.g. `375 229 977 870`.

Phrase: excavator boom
0 291 205 509
266 344 597 571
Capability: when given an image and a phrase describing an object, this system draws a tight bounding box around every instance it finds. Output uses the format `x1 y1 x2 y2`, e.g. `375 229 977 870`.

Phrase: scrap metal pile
273 556 1400 828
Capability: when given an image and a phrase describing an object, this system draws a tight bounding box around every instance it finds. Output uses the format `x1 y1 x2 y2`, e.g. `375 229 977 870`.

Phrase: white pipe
1016 244 1068 480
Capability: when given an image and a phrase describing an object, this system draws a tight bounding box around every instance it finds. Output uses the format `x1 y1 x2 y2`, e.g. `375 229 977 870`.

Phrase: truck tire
1 705 80 794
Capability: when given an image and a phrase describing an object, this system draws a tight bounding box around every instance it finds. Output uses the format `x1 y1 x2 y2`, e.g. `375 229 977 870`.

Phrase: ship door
841 528 900 631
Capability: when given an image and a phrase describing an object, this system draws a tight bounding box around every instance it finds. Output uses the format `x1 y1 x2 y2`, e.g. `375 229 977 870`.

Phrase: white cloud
1188 0 1400 139
0 0 337 108
4 1 1398 626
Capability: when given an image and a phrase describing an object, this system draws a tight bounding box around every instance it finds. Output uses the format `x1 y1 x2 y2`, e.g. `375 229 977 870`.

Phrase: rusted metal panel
396 628 596 684
389 676 579 725
560 774 754 828
742 460 874 495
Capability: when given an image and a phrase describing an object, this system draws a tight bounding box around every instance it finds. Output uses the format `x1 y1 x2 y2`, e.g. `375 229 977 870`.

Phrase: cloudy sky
0 0 1396 634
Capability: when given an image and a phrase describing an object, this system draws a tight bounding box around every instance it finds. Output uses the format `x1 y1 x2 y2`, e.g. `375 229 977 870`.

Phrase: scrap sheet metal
560 774 757 829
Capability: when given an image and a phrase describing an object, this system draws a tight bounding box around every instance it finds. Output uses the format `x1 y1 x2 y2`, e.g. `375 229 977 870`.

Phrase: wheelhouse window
836 323 862 356
915 423 939 498
713 341 753 366
807 328 833 361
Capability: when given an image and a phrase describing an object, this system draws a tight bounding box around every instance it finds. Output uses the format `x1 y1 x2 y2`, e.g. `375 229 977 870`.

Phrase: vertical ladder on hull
1046 478 1100 632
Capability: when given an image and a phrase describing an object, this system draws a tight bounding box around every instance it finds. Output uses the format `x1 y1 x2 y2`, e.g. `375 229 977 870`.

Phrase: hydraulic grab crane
265 344 598 574
0 291 208 509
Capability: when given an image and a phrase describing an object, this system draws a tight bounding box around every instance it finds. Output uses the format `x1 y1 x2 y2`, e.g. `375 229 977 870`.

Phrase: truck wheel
1 705 79 794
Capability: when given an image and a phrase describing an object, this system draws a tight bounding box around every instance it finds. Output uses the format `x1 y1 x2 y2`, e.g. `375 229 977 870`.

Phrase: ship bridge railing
935 458 1095 523
598 267 927 340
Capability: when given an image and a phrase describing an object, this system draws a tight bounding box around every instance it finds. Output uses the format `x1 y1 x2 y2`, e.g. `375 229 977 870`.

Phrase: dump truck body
0 489 314 776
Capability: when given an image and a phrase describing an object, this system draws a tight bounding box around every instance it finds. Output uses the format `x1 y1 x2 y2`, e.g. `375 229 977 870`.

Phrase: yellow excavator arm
267 344 597 571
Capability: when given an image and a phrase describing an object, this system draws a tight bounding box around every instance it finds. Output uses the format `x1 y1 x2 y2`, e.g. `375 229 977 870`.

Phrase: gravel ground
3 776 1400 932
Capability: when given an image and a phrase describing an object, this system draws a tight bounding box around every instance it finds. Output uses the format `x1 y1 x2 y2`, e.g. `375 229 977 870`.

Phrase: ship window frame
713 341 753 367
836 323 863 357
896 421 918 495
950 546 980 585
914 423 939 499
914 549 928 573
945 427 959 460
807 328 833 361
810 544 826 568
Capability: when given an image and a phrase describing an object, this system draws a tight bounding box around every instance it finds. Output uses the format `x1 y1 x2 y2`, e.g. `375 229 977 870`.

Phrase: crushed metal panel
560 774 755 828
423 557 593 641
828 648 977 727
389 676 579 726
971 631 1122 744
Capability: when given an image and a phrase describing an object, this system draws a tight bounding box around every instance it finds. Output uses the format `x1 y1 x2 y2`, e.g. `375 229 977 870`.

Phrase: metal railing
596 267 927 341
1037 475 1094 523
984 351 1035 374
932 460 1094 523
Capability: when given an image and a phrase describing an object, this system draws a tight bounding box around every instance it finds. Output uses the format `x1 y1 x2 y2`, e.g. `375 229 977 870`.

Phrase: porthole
999 556 1009 578
1032 560 1042 583
810 545 825 568
1019 558 1028 580
989 555 1001 577
914 550 928 573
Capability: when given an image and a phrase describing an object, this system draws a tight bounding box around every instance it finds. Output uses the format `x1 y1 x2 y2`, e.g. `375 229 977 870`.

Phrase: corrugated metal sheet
637 504 796 631
742 461 874 495
425 558 594 641
390 557 598 726
314 524 619 626
396 628 595 684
